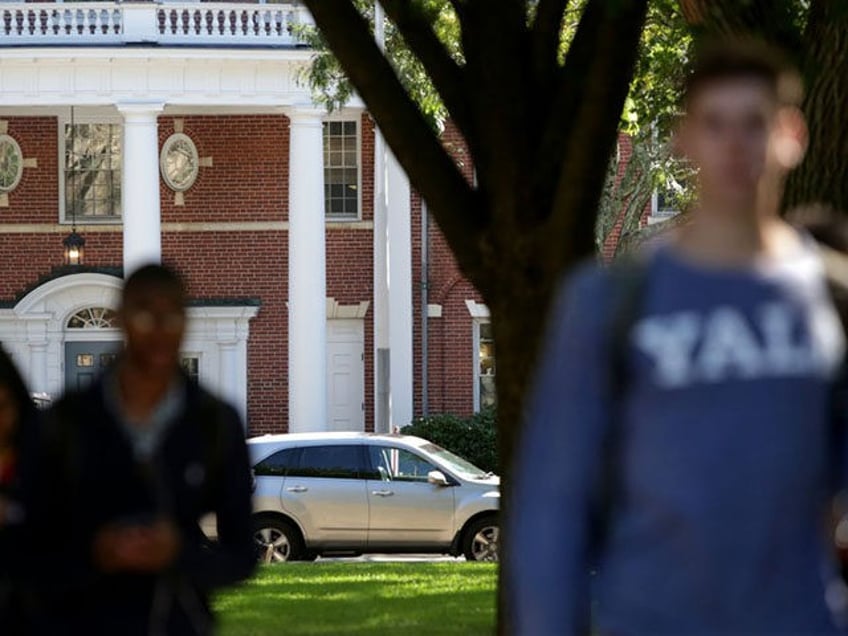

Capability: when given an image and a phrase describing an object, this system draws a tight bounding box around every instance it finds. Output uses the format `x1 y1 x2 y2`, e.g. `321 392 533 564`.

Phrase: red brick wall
411 121 484 419
0 111 480 431
158 115 288 223
162 230 287 435
0 117 124 298
359 113 375 222
1 117 57 225
601 133 654 261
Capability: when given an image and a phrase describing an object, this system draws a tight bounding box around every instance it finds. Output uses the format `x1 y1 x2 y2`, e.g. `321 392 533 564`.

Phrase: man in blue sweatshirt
508 39 848 634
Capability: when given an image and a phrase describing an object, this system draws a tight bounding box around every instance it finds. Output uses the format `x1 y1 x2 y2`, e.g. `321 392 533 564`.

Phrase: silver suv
247 432 499 562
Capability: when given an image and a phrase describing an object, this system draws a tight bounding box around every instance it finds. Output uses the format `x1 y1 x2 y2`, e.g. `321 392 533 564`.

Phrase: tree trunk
784 1 848 212
678 0 848 212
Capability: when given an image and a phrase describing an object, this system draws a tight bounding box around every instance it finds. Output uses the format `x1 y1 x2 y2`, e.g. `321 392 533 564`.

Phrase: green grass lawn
213 561 497 636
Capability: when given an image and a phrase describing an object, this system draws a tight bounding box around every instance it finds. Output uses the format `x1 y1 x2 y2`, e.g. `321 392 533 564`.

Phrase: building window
323 120 359 219
475 321 496 411
649 171 693 225
65 123 122 220
67 307 118 329
181 355 200 383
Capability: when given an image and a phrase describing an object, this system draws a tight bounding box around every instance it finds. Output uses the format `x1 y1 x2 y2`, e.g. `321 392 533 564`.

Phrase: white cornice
0 51 313 107
0 221 376 233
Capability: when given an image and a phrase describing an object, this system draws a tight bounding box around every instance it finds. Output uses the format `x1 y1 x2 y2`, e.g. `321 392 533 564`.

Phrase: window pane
65 123 122 219
254 448 300 477
323 120 359 219
478 321 496 409
292 445 366 479
368 446 435 483
180 356 199 383
76 354 94 368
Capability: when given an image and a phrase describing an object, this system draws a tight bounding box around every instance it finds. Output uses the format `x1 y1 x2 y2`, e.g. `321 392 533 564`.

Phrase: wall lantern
63 230 86 266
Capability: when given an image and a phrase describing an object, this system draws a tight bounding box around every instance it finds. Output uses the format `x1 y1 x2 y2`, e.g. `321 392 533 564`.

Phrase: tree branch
546 0 649 259
677 0 802 50
458 0 533 205
302 0 485 272
378 0 472 137
531 0 571 85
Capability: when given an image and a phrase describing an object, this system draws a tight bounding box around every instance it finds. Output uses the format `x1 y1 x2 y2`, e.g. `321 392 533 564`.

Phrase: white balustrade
0 2 310 46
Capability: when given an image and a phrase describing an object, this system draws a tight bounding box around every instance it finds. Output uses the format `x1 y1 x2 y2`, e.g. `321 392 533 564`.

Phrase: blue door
64 341 123 392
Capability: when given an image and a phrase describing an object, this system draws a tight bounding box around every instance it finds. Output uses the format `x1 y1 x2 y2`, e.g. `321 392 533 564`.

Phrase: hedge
401 407 498 474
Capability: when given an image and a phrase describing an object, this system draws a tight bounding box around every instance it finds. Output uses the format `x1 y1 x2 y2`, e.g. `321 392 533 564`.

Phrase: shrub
401 407 498 474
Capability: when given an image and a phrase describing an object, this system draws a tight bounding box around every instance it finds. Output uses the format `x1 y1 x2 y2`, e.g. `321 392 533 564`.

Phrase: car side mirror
427 470 450 487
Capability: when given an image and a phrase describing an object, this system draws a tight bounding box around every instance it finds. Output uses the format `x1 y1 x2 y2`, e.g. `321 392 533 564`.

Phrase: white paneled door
326 319 365 432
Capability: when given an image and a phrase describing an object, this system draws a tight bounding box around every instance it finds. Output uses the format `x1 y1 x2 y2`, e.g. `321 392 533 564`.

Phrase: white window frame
58 110 123 225
180 353 202 383
322 115 361 221
472 318 496 413
649 179 685 226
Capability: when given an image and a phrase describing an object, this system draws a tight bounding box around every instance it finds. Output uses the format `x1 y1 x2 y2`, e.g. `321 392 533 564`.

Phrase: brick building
0 2 493 435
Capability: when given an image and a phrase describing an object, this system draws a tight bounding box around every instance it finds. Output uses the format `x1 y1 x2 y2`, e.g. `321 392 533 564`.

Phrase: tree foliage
300 0 846 631
297 0 462 131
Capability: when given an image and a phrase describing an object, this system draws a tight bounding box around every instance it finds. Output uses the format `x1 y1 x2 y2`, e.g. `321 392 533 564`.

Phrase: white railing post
120 3 158 43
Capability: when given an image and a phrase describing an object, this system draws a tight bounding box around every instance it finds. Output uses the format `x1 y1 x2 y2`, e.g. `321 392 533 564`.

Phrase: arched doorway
0 272 123 399
63 306 123 391
0 272 257 420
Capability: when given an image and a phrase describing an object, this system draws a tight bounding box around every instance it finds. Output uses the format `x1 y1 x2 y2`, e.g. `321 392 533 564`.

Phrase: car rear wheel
253 516 305 563
463 516 499 562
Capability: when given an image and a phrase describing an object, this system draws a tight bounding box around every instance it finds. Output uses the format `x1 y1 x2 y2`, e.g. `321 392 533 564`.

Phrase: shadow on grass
214 562 497 636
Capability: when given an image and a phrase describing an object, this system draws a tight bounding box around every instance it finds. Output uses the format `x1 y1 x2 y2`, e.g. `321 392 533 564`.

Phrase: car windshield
419 442 493 478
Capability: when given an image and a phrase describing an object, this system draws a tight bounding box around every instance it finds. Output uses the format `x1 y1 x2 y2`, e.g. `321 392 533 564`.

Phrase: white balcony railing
0 2 311 47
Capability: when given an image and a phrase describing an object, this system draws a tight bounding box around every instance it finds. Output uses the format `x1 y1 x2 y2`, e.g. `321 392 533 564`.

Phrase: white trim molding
0 272 258 421
427 304 442 318
326 298 370 320
464 299 490 319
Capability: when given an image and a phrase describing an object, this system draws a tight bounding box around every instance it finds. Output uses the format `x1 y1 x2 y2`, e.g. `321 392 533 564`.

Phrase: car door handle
286 485 308 493
371 490 394 497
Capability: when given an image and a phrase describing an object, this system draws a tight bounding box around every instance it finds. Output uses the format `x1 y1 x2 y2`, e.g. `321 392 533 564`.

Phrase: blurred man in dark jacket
25 264 255 635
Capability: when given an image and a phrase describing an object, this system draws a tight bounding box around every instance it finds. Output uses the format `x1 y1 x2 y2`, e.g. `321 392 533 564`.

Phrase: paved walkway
317 554 464 563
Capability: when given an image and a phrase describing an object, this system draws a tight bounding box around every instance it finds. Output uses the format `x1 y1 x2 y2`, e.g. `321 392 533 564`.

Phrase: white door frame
0 273 257 421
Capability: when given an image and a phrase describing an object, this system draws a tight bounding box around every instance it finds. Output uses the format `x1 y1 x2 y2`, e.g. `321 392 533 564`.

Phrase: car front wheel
463 516 499 562
253 516 305 563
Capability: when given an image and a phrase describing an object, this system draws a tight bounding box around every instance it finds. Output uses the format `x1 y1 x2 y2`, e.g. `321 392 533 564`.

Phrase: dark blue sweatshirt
509 242 848 635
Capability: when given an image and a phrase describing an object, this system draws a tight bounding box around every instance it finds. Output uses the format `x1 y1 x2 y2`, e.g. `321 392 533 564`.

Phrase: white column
373 1 391 434
288 108 327 433
28 341 47 396
386 149 413 430
117 102 164 276
373 127 391 433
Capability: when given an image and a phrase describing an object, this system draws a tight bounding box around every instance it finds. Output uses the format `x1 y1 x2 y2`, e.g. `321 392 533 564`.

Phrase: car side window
367 446 437 483
291 444 373 480
253 448 300 477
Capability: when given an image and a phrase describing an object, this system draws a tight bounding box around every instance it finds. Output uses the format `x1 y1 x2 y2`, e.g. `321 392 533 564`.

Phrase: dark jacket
23 374 256 635
1 408 40 633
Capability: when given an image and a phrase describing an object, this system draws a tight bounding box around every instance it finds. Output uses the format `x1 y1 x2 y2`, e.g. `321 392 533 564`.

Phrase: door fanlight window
67 307 118 329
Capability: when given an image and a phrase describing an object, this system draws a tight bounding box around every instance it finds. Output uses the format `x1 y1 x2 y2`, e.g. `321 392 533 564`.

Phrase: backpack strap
608 255 652 399
818 241 848 334
591 255 651 550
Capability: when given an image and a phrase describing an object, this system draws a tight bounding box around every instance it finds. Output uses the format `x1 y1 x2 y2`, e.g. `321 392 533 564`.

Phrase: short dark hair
122 263 186 306
684 38 803 109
